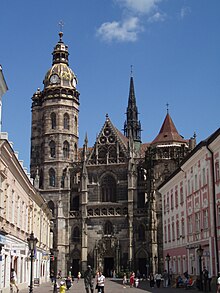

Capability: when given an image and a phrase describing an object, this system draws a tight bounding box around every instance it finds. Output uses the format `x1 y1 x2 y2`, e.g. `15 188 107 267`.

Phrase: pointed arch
63 113 70 130
138 224 145 241
47 200 55 217
63 141 70 158
49 168 56 187
104 221 113 235
72 226 80 243
101 175 116 202
51 112 56 129
74 143 77 161
49 140 56 158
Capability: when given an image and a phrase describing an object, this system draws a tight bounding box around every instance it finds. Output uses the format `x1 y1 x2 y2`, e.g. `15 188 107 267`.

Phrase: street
19 278 202 293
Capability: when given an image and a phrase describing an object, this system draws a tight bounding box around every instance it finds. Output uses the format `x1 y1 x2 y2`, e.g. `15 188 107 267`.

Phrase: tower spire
124 68 141 142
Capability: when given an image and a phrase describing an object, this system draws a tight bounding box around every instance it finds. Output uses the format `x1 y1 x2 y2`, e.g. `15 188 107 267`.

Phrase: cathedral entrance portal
138 258 147 277
104 257 114 277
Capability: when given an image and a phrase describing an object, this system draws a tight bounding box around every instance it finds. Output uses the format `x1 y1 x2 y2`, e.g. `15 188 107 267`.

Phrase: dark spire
52 25 69 66
124 71 141 142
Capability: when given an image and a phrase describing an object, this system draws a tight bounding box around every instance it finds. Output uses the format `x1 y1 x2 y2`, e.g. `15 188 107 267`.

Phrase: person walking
149 272 155 288
202 267 209 292
155 272 162 288
162 269 169 287
122 273 127 288
59 280 66 293
97 270 105 293
10 268 19 292
77 271 81 283
84 265 94 293
129 272 135 288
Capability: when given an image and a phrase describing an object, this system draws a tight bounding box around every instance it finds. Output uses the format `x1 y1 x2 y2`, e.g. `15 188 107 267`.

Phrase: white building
159 128 220 279
0 67 52 292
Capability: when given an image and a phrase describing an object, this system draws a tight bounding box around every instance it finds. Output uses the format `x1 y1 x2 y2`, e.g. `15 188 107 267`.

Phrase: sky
0 0 220 172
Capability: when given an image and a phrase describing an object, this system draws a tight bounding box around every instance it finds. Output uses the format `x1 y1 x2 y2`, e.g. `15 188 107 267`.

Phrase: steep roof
151 113 187 145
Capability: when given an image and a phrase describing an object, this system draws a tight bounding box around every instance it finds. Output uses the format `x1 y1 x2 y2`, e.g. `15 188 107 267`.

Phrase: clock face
50 74 59 84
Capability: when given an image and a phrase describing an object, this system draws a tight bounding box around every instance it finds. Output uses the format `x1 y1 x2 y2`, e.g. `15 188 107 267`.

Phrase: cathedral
30 32 196 277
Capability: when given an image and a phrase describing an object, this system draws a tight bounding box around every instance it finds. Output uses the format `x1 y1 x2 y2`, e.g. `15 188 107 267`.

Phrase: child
59 281 66 293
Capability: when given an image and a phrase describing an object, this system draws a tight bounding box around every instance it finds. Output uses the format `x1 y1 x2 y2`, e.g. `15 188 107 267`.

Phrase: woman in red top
130 272 135 288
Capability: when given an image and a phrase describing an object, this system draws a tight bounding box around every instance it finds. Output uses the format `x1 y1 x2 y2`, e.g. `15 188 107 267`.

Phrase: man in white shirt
97 271 105 293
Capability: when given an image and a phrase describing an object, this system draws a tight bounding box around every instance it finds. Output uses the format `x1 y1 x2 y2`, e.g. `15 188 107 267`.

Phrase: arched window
64 113 70 130
63 141 70 158
49 140 56 158
72 227 80 243
74 143 77 161
39 168 44 189
138 224 145 241
101 175 116 202
48 200 55 217
51 112 56 129
74 116 77 134
49 168 56 187
104 221 113 235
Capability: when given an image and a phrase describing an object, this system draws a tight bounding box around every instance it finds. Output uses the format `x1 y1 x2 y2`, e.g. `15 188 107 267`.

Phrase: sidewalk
19 278 202 293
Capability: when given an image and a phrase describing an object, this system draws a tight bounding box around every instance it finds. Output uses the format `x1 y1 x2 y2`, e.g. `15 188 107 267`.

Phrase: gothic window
74 143 77 161
138 224 145 241
104 221 113 235
39 169 44 189
48 200 55 217
64 113 70 130
49 140 56 158
49 168 56 187
74 116 77 134
101 175 116 202
63 141 70 158
72 226 80 242
137 192 145 208
70 195 79 211
51 112 56 129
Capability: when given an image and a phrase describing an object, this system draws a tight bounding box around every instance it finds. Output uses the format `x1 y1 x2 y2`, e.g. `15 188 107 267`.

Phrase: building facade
0 134 52 292
159 128 220 278
30 32 196 277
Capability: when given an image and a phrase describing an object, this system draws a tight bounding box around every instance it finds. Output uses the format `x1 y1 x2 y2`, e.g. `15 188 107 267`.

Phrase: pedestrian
50 269 55 283
203 267 209 292
135 278 139 288
97 270 105 293
59 280 66 293
123 273 127 288
84 265 94 293
155 272 162 288
130 272 135 287
10 268 19 293
149 272 155 288
162 269 168 287
77 271 81 283
65 276 72 290
58 270 62 279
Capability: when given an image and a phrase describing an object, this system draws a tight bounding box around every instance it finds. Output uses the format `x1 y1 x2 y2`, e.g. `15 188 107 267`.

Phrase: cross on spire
166 102 169 114
59 20 64 32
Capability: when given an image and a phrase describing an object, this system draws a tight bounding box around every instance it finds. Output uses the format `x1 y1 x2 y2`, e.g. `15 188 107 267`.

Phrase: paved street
19 278 205 293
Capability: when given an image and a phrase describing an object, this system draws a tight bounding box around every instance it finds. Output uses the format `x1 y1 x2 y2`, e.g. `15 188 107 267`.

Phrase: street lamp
53 250 59 293
166 253 171 286
27 232 38 293
154 255 158 273
197 245 204 291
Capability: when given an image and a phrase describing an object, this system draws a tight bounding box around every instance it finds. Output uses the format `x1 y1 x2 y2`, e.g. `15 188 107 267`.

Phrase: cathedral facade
30 32 196 277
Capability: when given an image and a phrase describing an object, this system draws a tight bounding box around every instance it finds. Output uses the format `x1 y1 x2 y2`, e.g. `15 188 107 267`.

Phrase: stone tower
30 31 79 273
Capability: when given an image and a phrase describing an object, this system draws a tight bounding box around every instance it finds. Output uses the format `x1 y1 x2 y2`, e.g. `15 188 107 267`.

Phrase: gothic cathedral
30 32 196 277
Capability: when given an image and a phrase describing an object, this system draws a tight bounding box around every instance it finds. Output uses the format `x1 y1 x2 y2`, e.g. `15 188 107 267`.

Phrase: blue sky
1 0 220 171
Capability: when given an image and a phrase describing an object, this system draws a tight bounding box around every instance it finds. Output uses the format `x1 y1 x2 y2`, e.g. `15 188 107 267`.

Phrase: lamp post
154 255 158 273
53 250 58 293
166 253 171 286
197 245 204 291
27 232 38 293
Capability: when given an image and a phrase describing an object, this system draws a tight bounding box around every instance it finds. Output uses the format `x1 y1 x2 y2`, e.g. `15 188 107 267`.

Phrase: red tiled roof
151 113 186 145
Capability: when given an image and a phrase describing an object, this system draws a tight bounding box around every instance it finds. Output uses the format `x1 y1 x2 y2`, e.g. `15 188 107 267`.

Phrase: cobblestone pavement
19 278 209 293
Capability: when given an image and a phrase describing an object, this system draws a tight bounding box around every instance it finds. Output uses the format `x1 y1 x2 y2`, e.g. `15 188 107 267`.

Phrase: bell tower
30 30 80 273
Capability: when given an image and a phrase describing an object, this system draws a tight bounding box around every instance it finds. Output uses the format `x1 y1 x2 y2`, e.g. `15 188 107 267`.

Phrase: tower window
49 168 56 187
74 143 77 161
64 113 70 130
101 175 116 202
63 141 70 158
49 140 56 158
51 112 56 129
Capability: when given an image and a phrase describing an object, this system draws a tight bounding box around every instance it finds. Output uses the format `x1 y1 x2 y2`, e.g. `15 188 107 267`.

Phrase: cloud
96 17 143 42
115 0 161 14
180 6 191 19
148 11 166 23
